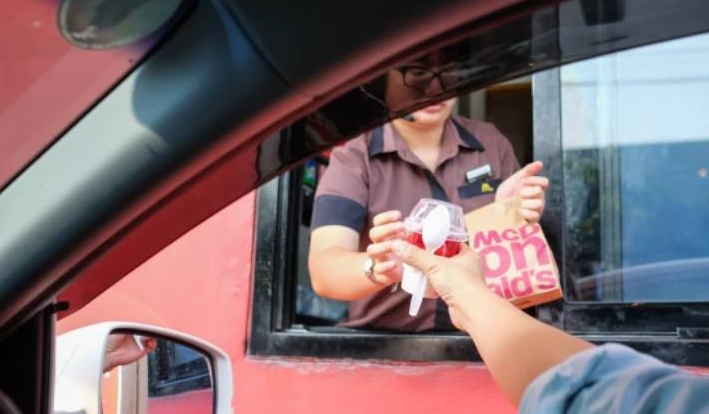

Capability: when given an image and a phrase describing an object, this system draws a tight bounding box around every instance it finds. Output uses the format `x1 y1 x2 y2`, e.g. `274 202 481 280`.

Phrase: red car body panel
58 193 516 414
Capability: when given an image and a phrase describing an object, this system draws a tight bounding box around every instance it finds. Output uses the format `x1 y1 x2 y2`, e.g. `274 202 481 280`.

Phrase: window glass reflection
561 33 709 302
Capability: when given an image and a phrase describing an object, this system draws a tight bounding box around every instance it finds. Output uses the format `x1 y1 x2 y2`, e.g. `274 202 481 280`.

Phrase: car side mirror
54 322 232 414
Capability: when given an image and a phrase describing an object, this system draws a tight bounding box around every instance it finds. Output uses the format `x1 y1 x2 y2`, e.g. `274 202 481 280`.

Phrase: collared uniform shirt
521 344 709 414
312 115 520 331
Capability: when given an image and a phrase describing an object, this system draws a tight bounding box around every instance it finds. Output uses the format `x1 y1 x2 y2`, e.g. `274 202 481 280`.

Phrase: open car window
250 0 709 362
560 33 709 303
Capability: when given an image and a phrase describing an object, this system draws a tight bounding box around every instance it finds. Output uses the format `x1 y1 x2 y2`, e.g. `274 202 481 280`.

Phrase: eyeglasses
396 65 461 93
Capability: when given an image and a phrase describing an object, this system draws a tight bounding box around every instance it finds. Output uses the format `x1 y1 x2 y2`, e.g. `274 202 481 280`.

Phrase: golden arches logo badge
480 182 494 193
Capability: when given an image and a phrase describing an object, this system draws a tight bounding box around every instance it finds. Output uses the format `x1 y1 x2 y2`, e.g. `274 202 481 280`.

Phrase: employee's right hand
390 240 594 408
365 210 407 286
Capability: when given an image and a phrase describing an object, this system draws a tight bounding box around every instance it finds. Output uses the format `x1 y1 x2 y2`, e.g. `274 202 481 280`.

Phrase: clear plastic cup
401 198 467 298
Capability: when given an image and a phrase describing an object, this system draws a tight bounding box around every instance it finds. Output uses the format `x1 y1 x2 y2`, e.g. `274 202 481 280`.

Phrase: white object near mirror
54 322 233 414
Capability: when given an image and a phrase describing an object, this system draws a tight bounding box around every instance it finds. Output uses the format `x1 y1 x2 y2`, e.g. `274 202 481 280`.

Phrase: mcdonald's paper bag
465 199 562 309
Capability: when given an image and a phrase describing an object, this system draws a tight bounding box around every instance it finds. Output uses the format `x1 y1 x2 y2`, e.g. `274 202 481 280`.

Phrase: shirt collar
450 117 485 151
368 116 484 158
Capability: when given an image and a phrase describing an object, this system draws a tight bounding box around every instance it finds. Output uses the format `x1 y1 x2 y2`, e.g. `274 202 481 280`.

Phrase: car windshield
0 0 185 191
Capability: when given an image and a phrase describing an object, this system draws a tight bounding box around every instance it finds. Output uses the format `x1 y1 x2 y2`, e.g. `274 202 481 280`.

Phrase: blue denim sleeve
520 343 709 414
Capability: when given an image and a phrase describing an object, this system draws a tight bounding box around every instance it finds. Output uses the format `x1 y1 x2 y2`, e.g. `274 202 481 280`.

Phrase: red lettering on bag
473 230 502 249
501 228 519 241
480 245 510 278
519 224 541 239
466 205 561 307
535 270 558 289
511 236 550 270
510 270 533 296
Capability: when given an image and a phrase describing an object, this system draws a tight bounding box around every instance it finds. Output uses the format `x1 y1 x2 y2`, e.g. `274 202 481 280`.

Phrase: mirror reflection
101 332 213 414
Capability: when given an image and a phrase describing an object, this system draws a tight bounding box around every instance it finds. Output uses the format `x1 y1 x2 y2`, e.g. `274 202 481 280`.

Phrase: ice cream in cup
401 198 467 300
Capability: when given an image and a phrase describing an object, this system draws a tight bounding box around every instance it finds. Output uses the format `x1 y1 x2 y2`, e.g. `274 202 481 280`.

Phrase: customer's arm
103 334 156 373
387 241 592 405
519 343 709 414
382 241 709 413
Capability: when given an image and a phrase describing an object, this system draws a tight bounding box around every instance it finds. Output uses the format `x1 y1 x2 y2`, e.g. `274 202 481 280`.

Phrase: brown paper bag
465 199 562 309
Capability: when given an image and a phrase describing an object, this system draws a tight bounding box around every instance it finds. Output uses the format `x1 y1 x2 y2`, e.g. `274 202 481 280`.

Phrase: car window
281 32 709 329
561 32 709 302
250 0 709 362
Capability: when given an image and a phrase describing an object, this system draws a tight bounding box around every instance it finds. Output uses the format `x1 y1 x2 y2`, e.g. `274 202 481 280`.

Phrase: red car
2 0 709 413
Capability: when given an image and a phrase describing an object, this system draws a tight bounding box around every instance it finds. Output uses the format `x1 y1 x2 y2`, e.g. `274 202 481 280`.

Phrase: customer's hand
496 161 548 223
383 241 594 408
386 240 487 330
364 210 408 285
103 334 157 373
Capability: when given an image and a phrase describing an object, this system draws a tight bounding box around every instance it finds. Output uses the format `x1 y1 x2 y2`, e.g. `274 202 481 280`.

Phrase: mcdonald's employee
308 52 549 332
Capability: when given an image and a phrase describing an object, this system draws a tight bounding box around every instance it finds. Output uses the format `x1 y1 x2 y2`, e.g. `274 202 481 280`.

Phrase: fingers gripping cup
401 198 467 315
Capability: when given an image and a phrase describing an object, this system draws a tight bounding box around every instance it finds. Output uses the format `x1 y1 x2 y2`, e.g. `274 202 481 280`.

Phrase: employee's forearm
309 248 389 300
457 286 593 406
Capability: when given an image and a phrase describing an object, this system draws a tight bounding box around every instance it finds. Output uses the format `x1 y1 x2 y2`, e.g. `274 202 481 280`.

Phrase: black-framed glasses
396 65 461 93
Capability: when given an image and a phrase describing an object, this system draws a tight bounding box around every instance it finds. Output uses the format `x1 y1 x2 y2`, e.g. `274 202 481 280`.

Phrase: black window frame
249 69 709 365
249 169 480 362
248 0 709 365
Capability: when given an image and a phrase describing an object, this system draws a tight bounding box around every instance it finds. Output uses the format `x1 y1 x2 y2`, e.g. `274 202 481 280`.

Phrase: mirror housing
54 322 233 414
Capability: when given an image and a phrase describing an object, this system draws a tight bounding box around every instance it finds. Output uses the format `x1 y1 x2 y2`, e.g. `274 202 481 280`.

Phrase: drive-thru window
250 14 709 364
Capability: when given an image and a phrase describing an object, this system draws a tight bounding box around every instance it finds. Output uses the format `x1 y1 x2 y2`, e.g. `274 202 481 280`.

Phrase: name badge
457 177 502 199
465 164 493 184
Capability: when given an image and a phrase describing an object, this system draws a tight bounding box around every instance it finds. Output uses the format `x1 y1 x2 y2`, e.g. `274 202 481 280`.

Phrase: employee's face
384 60 459 128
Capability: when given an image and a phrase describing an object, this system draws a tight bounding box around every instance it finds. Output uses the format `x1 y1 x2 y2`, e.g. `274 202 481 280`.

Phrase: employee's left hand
495 161 548 223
